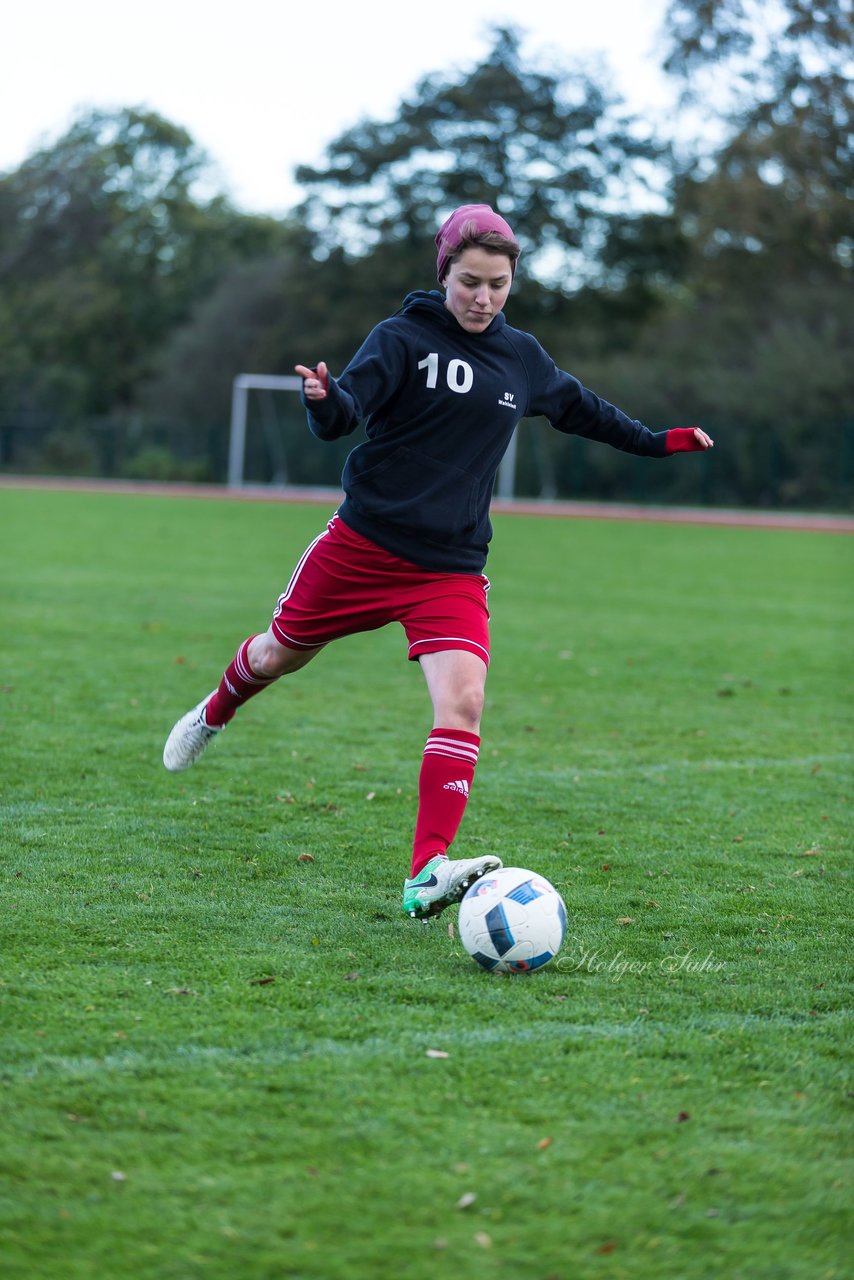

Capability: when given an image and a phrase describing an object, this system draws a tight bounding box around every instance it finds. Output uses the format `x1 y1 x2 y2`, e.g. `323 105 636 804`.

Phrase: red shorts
271 516 491 665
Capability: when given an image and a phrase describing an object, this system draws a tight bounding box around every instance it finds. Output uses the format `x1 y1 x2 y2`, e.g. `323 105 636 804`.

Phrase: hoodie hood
399 289 508 334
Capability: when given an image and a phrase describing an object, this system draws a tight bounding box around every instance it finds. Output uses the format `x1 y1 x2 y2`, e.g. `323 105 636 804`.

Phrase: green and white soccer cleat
403 854 503 920
162 692 223 772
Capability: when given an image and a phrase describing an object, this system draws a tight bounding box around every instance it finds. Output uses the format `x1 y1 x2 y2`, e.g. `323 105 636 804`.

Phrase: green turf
0 488 851 1280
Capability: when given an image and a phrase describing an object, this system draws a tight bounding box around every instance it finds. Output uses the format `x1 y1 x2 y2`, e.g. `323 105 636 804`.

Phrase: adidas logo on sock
443 779 470 796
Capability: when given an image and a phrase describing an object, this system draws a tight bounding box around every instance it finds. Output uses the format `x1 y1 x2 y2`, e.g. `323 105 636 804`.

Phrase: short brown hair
447 223 520 274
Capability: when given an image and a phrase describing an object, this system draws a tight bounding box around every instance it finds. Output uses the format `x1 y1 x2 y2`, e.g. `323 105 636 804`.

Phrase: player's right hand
295 362 328 400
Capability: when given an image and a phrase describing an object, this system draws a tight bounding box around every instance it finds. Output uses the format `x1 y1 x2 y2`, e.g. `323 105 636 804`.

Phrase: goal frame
227 373 303 488
227 371 518 497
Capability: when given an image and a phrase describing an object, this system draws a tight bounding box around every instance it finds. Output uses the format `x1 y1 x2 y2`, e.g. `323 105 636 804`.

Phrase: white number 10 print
417 353 474 395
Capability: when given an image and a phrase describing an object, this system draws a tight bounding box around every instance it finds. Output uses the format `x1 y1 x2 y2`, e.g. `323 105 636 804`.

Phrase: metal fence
2 412 852 512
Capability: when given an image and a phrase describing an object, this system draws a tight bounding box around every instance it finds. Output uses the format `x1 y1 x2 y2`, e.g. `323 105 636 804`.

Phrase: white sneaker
163 692 223 772
403 854 503 919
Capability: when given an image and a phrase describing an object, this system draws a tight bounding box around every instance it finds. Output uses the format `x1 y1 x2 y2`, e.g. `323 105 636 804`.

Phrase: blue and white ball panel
506 878 545 905
484 903 515 955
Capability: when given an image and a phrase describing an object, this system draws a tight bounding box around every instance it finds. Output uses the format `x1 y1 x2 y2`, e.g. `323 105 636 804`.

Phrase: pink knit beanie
435 204 519 284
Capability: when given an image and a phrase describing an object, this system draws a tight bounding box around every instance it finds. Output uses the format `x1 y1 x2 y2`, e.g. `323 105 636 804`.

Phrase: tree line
0 0 850 508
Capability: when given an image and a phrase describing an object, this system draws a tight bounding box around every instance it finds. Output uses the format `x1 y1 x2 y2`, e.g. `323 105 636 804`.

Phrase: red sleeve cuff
665 427 702 453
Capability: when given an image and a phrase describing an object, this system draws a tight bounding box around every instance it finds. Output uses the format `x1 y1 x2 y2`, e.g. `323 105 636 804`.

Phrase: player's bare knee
248 632 302 678
453 682 485 730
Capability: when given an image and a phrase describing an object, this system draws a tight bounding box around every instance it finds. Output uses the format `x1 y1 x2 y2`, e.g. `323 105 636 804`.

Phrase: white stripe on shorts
408 635 490 665
274 517 336 615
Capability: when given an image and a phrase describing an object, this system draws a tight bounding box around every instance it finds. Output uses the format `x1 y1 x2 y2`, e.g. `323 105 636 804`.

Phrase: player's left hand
666 426 715 452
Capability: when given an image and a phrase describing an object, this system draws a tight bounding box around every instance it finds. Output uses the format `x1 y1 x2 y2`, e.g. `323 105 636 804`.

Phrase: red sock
410 728 480 877
204 636 278 727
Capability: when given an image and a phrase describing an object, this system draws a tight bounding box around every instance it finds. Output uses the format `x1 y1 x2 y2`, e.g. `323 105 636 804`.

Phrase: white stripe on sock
424 737 479 766
423 745 479 767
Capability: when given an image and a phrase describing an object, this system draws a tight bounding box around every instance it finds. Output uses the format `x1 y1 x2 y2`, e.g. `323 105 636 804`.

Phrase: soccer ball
458 867 567 973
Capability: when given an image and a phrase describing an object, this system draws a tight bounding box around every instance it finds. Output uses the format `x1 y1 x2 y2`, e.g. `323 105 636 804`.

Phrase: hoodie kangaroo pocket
346 445 479 544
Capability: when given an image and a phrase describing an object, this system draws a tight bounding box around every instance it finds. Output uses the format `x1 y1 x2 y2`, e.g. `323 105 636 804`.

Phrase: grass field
1 487 851 1280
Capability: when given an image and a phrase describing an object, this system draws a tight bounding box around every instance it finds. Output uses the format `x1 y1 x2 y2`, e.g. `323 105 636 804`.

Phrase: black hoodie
303 290 669 573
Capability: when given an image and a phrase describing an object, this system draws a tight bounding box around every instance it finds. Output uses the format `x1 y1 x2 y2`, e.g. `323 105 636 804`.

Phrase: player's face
442 248 513 333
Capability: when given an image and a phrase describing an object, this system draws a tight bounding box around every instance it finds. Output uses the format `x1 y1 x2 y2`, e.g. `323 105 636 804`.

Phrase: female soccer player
163 204 713 919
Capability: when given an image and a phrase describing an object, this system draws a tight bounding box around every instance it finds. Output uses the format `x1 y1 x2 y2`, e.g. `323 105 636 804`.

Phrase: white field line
493 753 854 783
3 1028 636 1081
2 753 850 822
5 1008 845 1082
554 753 852 775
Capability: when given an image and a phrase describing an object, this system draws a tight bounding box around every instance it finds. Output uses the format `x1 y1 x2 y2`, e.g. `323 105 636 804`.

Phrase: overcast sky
3 0 680 215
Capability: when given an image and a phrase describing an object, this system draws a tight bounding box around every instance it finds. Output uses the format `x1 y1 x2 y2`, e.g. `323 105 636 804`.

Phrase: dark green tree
294 26 677 300
564 0 854 509
0 107 288 418
662 0 852 284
